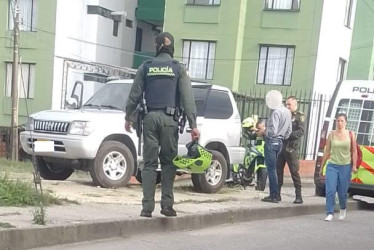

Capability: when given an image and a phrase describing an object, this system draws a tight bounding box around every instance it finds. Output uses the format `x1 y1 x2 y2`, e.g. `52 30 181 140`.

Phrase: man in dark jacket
276 96 305 204
125 32 200 217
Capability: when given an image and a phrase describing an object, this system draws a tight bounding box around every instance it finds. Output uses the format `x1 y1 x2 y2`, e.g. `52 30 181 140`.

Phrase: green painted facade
0 0 56 127
347 0 374 80
164 0 323 93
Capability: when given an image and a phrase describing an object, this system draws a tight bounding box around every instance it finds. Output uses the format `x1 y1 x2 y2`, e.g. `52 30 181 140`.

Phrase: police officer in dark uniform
276 96 305 204
125 32 200 218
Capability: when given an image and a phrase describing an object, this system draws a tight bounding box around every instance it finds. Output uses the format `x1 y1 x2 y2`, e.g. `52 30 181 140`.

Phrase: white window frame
344 0 354 28
6 62 36 99
8 0 37 31
257 45 295 86
186 0 221 5
265 0 300 10
182 40 216 80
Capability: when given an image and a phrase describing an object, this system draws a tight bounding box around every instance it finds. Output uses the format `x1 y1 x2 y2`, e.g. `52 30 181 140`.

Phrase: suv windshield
83 82 132 111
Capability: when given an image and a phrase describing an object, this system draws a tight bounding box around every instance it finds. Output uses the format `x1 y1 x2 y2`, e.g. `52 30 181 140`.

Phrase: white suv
20 80 245 193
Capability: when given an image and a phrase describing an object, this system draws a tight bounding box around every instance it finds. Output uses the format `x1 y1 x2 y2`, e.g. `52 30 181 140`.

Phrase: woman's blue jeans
325 163 352 215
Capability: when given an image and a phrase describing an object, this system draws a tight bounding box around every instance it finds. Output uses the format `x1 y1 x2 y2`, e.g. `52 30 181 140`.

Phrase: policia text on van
314 80 374 196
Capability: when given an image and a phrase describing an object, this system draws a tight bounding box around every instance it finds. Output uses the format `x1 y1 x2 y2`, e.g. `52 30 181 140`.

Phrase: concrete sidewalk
0 176 359 250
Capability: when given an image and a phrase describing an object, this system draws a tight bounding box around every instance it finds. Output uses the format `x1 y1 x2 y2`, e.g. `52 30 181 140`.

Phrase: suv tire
191 150 228 193
90 141 134 188
36 156 74 180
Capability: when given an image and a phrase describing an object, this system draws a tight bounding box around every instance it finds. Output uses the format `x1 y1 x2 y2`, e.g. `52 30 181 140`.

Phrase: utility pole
11 1 20 161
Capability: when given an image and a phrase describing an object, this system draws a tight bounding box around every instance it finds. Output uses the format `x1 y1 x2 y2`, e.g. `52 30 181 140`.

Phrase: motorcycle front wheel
256 167 267 191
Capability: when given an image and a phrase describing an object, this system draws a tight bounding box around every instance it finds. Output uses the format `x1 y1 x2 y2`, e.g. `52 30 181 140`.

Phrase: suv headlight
25 117 34 131
69 121 94 135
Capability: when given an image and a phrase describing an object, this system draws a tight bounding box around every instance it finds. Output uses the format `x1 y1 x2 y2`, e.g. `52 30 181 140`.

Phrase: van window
335 99 374 146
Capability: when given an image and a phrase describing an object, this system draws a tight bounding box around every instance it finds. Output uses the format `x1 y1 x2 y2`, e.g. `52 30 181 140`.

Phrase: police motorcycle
229 116 267 190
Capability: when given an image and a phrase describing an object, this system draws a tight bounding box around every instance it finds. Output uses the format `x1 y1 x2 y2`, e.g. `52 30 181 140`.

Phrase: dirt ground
4 170 264 206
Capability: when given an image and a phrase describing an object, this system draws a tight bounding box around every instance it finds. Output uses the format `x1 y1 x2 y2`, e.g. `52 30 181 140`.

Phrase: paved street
33 210 374 250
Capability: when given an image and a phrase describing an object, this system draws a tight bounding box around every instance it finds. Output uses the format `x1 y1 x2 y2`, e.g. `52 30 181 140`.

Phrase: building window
265 0 300 10
182 40 216 80
337 58 347 83
186 0 220 5
8 0 37 31
6 63 35 99
344 0 354 28
257 45 295 86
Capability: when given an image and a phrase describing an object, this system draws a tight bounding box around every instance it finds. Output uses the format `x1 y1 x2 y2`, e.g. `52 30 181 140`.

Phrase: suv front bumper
20 131 101 159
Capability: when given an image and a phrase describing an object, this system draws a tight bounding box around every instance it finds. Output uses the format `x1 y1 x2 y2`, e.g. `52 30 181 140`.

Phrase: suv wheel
90 141 134 188
191 150 227 193
36 157 74 180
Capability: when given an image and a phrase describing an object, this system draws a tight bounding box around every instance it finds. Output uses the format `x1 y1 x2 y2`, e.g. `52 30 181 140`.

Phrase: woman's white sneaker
325 214 333 222
339 209 346 220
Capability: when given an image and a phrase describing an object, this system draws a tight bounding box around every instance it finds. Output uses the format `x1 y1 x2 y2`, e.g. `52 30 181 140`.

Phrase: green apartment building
164 0 323 93
0 0 57 127
347 0 374 80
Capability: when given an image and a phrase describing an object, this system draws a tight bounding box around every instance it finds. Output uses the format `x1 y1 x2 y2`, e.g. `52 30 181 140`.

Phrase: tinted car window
205 90 233 119
192 87 210 116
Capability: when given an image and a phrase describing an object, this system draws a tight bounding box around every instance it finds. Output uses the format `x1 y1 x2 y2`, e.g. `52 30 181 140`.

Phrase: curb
0 201 360 250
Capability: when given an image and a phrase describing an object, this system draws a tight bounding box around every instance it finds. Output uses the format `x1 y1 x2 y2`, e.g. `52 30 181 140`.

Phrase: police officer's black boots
277 187 282 202
294 189 303 204
140 209 152 218
161 206 177 217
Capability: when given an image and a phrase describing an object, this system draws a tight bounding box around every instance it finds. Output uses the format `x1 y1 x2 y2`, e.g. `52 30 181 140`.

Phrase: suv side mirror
65 98 78 109
67 81 84 109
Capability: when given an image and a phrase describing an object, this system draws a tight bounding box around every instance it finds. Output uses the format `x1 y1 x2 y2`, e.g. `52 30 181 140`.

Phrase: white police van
314 80 374 196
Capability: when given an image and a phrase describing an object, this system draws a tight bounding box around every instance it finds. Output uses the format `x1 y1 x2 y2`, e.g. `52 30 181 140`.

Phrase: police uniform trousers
276 146 302 198
142 110 179 212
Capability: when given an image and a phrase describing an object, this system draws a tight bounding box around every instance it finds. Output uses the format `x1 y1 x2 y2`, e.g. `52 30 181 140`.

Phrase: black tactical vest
143 59 180 109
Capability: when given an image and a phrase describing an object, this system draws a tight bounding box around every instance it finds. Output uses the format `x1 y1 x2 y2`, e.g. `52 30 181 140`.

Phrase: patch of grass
0 158 33 174
0 222 15 228
0 174 62 207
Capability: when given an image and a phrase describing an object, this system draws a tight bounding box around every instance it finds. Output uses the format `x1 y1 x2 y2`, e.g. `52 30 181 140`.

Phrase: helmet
173 141 212 173
242 117 256 129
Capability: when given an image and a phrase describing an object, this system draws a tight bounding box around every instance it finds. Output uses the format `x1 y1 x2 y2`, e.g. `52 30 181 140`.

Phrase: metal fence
233 90 331 160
